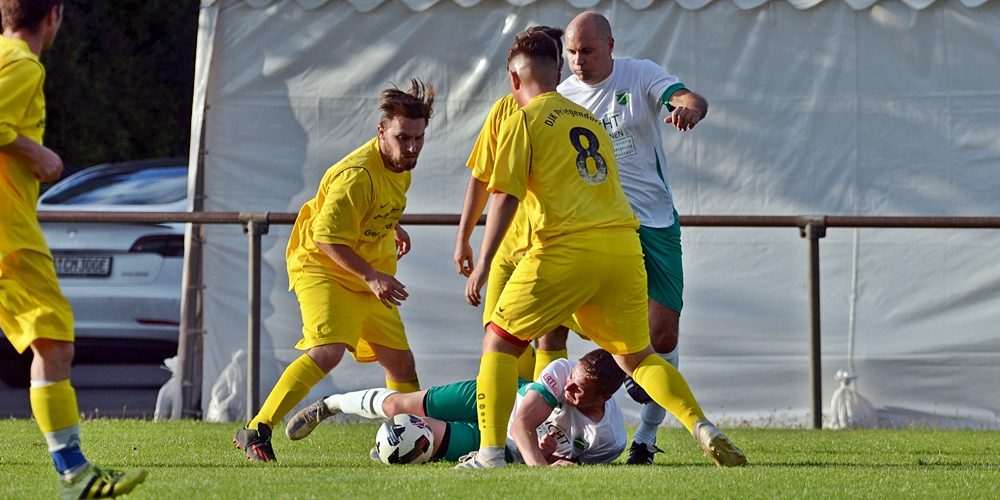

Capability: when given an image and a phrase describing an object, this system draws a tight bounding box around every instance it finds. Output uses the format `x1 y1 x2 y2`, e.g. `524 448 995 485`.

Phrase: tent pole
173 2 219 420
173 114 207 420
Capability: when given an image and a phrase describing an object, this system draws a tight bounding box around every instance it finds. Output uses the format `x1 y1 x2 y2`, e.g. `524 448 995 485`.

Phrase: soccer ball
374 413 434 465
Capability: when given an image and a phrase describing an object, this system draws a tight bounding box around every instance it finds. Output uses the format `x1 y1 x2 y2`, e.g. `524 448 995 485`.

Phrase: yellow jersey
286 138 410 293
466 94 532 261
490 92 638 244
0 36 49 255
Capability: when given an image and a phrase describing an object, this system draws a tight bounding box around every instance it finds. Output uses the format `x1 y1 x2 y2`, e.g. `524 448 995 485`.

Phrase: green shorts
424 378 527 461
638 212 684 313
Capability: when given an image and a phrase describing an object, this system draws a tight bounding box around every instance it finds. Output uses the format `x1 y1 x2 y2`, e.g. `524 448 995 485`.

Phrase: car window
41 166 187 205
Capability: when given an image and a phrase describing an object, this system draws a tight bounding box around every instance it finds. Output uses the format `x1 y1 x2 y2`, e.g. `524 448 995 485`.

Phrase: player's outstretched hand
366 271 409 308
549 459 576 467
465 266 487 306
664 106 702 132
454 240 474 276
394 226 411 259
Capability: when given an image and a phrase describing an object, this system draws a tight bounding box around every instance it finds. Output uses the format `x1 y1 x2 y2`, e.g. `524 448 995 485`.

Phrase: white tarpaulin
188 0 1000 427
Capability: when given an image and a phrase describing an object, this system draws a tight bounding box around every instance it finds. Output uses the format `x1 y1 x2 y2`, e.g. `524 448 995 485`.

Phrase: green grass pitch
1 419 997 499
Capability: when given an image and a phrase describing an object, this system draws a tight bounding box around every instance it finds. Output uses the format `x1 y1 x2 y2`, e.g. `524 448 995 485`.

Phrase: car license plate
54 255 112 277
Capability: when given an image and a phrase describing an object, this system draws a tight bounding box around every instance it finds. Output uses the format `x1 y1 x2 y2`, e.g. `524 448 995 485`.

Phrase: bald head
564 11 615 84
566 11 612 41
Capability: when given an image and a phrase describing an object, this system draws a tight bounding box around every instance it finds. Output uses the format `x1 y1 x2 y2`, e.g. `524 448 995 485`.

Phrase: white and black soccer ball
374 413 434 465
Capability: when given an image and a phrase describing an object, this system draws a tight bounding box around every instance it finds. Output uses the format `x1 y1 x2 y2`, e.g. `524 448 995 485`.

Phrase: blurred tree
40 0 199 174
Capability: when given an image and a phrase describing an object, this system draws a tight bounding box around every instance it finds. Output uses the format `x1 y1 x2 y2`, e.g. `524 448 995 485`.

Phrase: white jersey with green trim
506 359 627 465
558 58 684 228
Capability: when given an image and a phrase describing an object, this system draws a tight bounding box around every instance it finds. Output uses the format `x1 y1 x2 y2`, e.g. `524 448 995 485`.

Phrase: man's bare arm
464 192 519 306
454 176 490 276
0 135 63 182
509 391 557 466
316 242 408 308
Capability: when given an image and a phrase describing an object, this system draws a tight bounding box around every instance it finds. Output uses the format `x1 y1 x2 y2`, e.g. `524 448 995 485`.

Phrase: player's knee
650 334 678 354
308 343 346 372
394 353 418 379
649 322 679 353
30 339 74 369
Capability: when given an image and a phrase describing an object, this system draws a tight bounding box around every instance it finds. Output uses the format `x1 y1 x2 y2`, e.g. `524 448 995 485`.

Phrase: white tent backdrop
188 0 1000 427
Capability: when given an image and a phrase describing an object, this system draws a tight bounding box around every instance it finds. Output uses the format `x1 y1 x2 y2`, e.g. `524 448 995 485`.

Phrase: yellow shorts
0 250 74 353
484 251 584 337
483 252 518 327
292 274 409 362
490 230 649 355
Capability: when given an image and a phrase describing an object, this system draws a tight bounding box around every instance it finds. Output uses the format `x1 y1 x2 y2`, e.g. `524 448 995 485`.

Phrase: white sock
662 346 679 369
632 350 677 446
44 425 81 452
326 388 396 419
634 403 667 446
479 446 505 464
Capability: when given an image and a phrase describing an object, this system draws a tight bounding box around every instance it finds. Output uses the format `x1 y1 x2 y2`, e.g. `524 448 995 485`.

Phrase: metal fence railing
37 211 1000 428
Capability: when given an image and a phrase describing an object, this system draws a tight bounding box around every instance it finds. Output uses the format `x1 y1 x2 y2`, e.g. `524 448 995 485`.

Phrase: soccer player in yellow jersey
233 80 435 462
0 1 147 497
456 30 746 469
560 11 712 465
456 26 579 381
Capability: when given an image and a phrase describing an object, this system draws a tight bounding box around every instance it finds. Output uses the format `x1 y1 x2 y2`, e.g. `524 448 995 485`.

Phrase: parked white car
0 159 187 387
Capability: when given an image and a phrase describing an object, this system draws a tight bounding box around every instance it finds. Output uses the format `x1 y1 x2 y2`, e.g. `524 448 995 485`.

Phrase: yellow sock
386 378 420 393
476 351 518 448
29 380 79 433
533 348 568 380
250 354 325 429
515 346 536 380
632 353 706 433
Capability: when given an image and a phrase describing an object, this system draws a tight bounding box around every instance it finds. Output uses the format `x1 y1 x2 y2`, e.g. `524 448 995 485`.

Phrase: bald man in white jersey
557 11 710 465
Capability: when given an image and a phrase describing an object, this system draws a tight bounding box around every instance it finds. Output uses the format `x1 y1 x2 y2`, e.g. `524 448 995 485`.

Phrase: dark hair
379 78 435 126
577 349 626 396
0 0 62 32
526 25 564 54
507 29 560 67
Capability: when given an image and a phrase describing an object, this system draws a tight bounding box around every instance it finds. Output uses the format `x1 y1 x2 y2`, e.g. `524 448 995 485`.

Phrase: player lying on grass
286 348 627 466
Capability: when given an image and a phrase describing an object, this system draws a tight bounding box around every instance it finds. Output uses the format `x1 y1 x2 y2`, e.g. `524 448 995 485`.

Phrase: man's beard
392 156 418 171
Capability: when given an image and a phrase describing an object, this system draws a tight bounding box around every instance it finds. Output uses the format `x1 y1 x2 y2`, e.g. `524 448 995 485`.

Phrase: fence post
173 222 205 419
242 214 269 421
799 216 826 429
